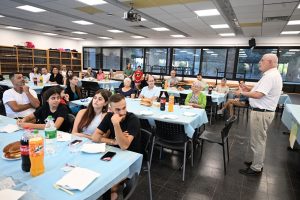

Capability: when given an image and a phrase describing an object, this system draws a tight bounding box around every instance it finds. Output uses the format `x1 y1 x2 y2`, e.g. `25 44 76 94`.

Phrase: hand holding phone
100 151 116 161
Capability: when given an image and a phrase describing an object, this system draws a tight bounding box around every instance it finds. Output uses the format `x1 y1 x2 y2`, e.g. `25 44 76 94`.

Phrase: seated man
197 73 208 90
216 78 229 93
217 80 249 116
167 70 179 87
92 93 141 200
139 75 160 101
3 73 40 118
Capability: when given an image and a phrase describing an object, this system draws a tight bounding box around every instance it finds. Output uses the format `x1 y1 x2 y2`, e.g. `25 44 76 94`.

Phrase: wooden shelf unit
0 46 82 74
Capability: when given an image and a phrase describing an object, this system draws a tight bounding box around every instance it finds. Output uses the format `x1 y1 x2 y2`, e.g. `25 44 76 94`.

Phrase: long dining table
281 104 300 144
0 115 142 200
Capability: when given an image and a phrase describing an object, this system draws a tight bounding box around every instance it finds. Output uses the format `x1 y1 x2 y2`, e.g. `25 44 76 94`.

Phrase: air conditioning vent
263 16 289 22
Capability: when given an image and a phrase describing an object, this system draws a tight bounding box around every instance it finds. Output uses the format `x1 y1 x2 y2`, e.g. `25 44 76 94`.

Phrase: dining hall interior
0 0 300 200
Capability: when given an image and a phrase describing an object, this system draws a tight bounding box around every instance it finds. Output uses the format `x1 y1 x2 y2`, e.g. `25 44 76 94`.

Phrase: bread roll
140 98 153 106
3 141 21 158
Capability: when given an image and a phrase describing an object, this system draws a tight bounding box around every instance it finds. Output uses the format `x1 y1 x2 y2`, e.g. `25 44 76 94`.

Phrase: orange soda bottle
164 80 168 89
29 129 45 177
168 95 174 112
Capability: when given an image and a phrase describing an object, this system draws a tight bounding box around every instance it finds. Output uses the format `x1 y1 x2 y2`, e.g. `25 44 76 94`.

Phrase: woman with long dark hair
64 75 82 101
72 89 111 139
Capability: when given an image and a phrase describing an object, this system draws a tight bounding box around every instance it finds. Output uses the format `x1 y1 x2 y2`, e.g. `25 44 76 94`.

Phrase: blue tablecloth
81 79 121 89
0 116 142 200
125 98 208 138
281 104 300 143
278 94 292 105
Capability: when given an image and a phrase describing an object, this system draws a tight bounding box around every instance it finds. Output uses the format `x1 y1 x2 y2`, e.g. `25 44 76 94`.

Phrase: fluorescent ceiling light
219 33 235 37
211 53 218 56
98 36 112 39
72 20 94 25
287 20 300 25
107 29 123 33
72 31 88 34
17 5 46 13
152 27 169 31
206 51 214 53
281 31 300 34
43 33 57 36
131 35 145 39
239 55 247 57
194 9 220 17
210 24 229 29
289 49 300 51
298 3 300 9
71 37 84 40
170 35 185 38
203 49 209 50
6 26 23 30
77 0 107 6
180 50 187 53
0 15 4 17
141 18 147 21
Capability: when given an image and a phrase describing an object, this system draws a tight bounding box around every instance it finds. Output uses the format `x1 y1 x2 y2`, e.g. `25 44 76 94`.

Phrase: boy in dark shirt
92 94 141 152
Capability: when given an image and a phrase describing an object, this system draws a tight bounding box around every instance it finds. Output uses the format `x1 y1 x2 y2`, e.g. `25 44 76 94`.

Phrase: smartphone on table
100 151 116 161
69 139 82 146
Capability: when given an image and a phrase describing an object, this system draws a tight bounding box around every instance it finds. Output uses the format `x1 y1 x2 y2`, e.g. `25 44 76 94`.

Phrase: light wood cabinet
0 46 82 74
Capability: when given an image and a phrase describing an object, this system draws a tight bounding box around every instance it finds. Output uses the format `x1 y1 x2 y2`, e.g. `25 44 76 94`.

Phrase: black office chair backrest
221 115 237 140
179 93 187 105
154 120 187 144
0 86 9 116
206 95 213 106
139 119 152 133
67 113 76 133
81 81 100 90
140 128 153 162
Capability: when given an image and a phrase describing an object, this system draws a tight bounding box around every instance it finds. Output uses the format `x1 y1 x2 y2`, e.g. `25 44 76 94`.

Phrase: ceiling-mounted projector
124 7 141 22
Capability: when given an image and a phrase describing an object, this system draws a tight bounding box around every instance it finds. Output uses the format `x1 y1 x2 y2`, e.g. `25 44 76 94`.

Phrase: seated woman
96 69 105 81
216 78 229 93
49 66 64 85
72 89 111 139
185 81 206 108
17 87 71 132
118 78 135 98
64 69 73 85
84 67 95 78
65 75 82 101
217 80 249 116
29 66 41 82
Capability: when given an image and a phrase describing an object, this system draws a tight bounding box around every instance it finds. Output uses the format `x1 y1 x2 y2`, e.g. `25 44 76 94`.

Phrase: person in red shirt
133 66 143 87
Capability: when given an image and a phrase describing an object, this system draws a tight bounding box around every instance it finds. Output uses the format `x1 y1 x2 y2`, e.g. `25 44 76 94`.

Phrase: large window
236 48 277 80
122 48 144 71
278 48 300 82
201 48 227 77
144 48 169 74
83 48 101 69
172 48 200 76
102 48 121 70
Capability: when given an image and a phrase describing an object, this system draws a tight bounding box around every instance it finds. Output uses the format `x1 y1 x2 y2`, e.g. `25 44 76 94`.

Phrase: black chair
205 96 217 125
0 86 9 116
81 81 100 97
179 93 187 105
67 113 75 133
234 102 249 122
151 120 193 181
123 172 140 200
199 115 237 174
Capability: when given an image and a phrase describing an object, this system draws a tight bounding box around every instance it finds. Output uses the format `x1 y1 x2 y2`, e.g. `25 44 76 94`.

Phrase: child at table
72 89 111 139
17 87 71 132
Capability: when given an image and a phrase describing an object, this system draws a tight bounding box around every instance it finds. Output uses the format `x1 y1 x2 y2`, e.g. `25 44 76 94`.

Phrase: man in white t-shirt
41 67 51 83
3 73 40 118
236 54 282 176
139 75 160 101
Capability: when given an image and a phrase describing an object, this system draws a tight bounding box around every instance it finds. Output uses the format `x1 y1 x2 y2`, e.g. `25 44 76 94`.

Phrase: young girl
72 89 111 139
17 87 71 132
29 66 41 82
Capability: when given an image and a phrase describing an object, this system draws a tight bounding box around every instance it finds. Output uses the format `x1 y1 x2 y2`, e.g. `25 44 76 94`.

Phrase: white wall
81 36 300 47
0 29 82 51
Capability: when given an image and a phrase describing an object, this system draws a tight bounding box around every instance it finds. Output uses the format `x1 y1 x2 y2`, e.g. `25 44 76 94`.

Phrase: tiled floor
131 95 300 200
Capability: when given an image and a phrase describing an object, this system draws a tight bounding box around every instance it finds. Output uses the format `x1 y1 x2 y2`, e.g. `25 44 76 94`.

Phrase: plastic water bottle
110 86 115 94
44 116 57 155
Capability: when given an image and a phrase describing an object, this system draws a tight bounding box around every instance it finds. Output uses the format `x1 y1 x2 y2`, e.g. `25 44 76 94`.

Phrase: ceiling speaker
249 38 256 48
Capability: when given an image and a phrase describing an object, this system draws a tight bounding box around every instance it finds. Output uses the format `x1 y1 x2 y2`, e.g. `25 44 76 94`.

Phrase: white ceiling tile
230 0 263 7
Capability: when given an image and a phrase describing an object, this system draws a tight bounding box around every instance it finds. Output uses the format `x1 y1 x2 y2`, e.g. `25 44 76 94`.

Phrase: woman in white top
72 89 112 139
29 66 41 82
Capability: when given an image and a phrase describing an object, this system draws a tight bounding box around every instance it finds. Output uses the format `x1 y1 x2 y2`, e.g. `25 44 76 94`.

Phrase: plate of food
80 143 106 153
140 98 153 107
160 114 178 120
2 141 21 160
